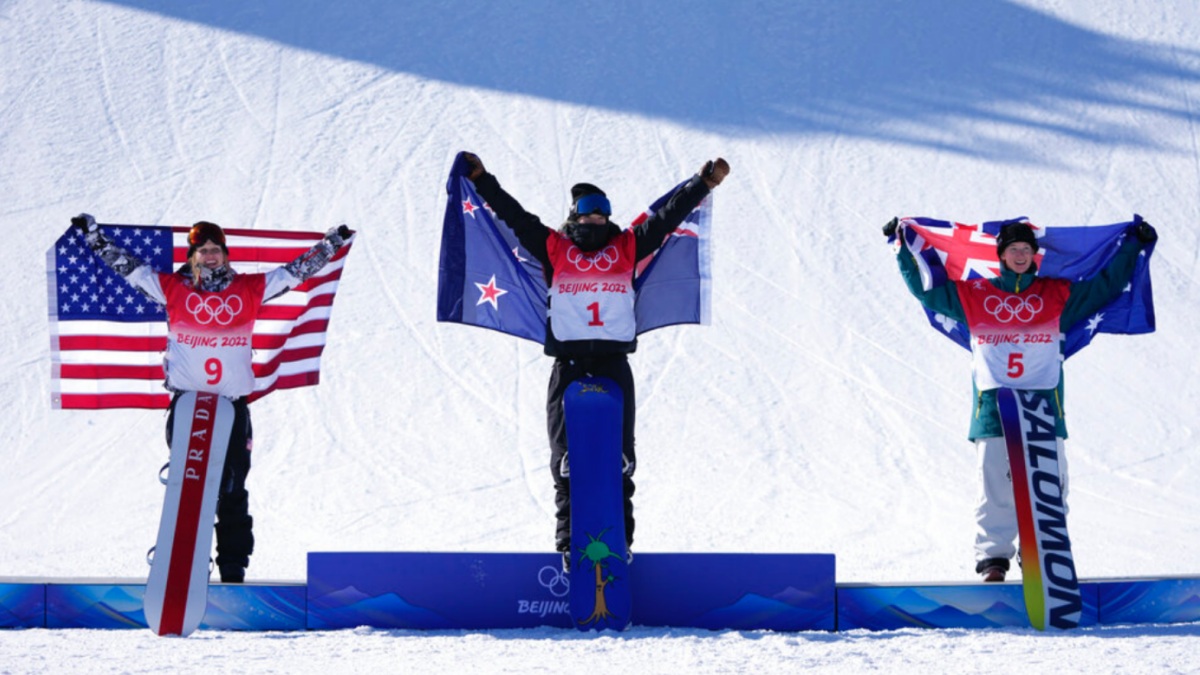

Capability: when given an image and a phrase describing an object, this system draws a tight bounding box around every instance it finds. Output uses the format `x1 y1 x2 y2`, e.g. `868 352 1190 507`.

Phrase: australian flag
437 153 712 343
893 215 1156 358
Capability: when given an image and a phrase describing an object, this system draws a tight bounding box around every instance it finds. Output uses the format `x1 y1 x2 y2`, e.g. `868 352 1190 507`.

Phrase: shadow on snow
99 0 1200 162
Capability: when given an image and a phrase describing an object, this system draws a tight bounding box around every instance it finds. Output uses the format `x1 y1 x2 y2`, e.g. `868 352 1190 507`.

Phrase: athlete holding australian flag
884 216 1157 582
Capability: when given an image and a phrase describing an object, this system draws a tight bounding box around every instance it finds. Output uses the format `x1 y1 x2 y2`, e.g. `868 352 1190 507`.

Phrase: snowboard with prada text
143 391 234 637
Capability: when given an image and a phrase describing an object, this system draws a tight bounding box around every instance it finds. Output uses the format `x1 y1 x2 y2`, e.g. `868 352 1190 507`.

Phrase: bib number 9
205 358 223 385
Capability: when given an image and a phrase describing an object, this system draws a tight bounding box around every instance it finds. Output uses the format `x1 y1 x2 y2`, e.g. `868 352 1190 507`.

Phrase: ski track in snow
94 16 143 184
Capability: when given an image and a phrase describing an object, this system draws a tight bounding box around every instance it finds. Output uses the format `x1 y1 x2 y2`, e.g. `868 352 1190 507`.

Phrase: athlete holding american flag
70 214 352 583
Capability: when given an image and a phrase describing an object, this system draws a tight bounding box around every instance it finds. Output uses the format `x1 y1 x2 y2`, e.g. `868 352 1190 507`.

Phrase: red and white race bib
160 273 266 397
957 277 1070 390
546 231 637 342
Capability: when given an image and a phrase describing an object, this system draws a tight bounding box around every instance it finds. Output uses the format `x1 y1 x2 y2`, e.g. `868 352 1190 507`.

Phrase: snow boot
219 565 245 583
976 557 1010 582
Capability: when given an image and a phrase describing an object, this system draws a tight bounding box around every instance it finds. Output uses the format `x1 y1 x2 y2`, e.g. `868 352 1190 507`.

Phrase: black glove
71 213 98 235
463 152 485 182
701 157 730 188
883 217 898 238
1133 220 1157 243
325 225 353 248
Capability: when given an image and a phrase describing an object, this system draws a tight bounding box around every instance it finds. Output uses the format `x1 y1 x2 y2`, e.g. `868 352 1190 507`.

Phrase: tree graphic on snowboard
564 377 632 631
576 528 624 626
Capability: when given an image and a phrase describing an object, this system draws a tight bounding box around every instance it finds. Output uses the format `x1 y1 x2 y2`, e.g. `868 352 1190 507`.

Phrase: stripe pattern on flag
47 224 353 410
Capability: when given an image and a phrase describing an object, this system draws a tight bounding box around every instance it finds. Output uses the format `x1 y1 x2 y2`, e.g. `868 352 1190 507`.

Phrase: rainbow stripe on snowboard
996 387 1082 630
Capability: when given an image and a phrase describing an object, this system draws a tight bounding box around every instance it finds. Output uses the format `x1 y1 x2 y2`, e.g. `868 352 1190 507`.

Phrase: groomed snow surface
2 0 1198 672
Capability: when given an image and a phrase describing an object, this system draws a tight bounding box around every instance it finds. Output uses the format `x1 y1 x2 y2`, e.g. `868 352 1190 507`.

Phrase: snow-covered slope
2 1 1199 668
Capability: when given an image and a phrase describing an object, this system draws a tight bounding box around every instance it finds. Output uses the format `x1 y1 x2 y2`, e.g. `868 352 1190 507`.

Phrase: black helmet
995 221 1038 257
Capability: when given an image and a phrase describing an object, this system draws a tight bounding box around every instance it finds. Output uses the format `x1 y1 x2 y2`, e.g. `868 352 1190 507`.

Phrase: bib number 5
1007 352 1024 378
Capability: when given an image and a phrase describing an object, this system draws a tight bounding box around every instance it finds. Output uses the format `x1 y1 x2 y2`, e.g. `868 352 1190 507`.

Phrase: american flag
894 215 1155 357
47 223 354 410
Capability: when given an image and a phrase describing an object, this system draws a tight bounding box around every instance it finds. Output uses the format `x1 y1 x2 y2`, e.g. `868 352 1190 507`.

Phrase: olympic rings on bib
185 292 244 326
983 294 1043 323
565 244 620 272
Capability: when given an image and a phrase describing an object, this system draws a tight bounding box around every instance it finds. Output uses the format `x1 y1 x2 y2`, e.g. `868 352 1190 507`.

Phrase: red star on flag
475 274 507 309
463 199 478 217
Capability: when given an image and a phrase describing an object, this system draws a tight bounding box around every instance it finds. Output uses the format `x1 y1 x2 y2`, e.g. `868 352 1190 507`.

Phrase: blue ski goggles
574 193 611 217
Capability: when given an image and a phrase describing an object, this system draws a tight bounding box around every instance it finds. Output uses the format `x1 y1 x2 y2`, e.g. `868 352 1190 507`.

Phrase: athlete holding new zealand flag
461 153 729 571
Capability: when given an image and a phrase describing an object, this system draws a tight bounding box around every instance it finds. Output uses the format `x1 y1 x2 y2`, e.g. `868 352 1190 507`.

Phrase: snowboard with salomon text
996 387 1082 630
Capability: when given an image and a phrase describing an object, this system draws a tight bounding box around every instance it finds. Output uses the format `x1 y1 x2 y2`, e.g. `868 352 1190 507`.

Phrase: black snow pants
165 393 255 575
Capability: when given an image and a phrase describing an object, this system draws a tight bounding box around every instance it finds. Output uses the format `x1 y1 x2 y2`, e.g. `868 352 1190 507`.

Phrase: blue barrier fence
3 557 1197 632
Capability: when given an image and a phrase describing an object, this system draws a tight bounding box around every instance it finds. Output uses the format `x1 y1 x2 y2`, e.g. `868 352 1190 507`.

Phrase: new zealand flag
893 215 1156 358
437 153 712 343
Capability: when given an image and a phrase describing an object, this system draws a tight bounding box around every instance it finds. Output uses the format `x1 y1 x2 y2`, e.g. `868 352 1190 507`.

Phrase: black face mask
565 221 613 252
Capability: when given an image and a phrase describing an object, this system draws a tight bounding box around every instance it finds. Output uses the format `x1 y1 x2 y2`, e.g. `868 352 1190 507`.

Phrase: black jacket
473 172 711 358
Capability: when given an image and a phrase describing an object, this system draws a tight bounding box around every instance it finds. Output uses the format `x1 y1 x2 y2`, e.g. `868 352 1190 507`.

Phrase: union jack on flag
893 215 1156 357
47 224 354 410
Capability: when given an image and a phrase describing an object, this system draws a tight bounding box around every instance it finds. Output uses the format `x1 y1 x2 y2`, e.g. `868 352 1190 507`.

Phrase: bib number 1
586 301 604 327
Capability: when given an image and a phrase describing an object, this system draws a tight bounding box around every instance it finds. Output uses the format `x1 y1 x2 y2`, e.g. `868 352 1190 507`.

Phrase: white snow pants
974 435 1069 563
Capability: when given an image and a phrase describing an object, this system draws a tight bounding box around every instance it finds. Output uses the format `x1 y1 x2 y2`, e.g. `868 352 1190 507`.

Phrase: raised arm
1060 220 1156 330
72 213 165 304
887 218 967 323
264 225 353 300
632 158 728 261
462 152 552 265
